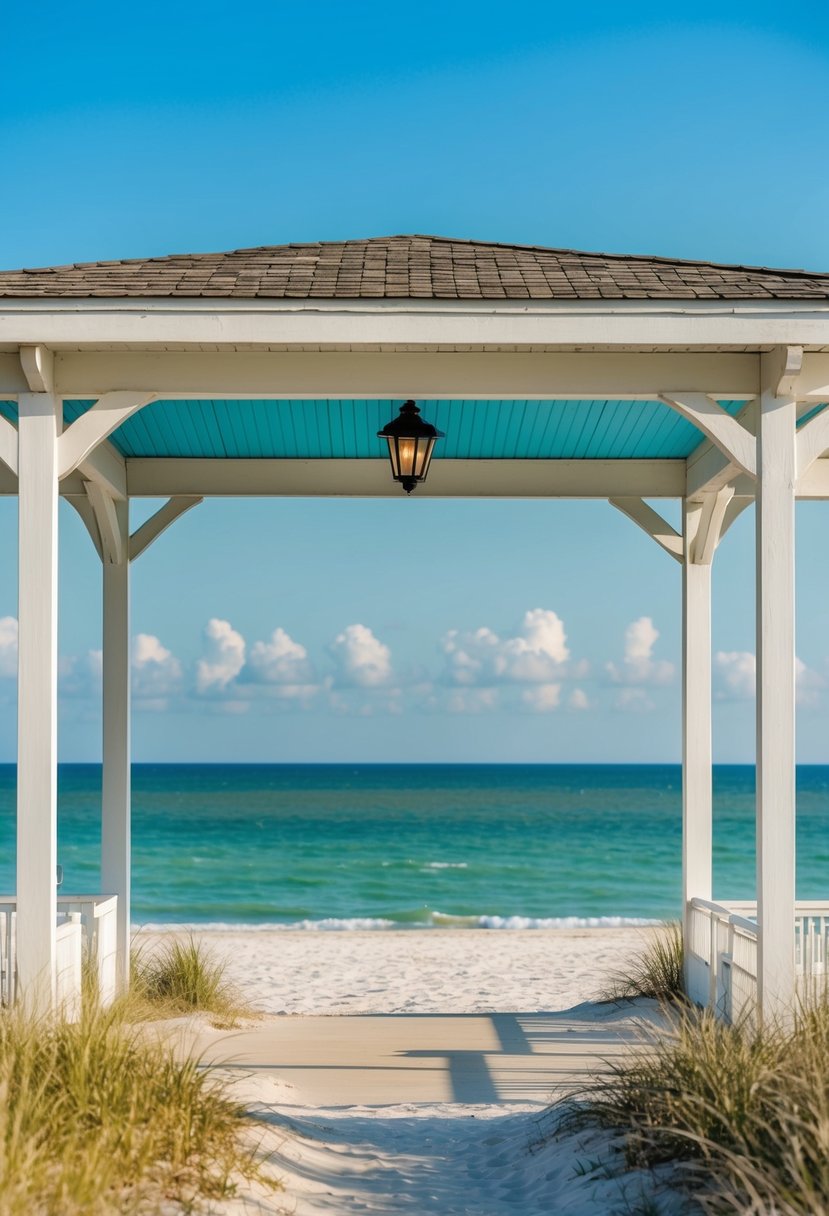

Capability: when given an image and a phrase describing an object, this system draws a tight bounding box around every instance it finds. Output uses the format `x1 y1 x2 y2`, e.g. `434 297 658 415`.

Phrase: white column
101 504 130 991
755 371 797 1022
682 502 713 999
16 392 60 1009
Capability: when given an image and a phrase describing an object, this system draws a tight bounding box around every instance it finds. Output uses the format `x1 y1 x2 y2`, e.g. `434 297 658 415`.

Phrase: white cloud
132 633 182 706
441 609 573 687
0 616 17 678
329 624 392 687
714 650 824 707
796 657 824 708
569 687 590 711
248 627 314 686
606 617 674 686
714 650 755 700
196 619 246 693
521 683 562 713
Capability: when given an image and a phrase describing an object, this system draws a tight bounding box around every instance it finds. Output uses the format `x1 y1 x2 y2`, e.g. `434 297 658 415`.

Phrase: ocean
1 764 828 928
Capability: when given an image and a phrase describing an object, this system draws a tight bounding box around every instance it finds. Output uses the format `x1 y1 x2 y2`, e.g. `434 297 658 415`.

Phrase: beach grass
599 920 685 1003
127 935 248 1025
0 997 278 1216
564 1000 829 1215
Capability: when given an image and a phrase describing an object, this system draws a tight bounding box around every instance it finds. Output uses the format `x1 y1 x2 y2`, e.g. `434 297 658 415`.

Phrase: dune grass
563 1000 829 1215
0 997 278 1216
127 935 248 1025
599 921 685 1004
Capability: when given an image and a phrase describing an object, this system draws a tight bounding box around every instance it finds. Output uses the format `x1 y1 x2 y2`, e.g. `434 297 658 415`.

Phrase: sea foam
135 913 661 932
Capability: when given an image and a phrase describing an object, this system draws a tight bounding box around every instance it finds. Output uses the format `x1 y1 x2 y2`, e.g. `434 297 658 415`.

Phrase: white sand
147 927 678 1214
137 926 655 1014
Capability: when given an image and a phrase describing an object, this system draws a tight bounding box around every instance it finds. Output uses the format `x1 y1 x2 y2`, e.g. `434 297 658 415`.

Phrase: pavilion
1 234 829 1020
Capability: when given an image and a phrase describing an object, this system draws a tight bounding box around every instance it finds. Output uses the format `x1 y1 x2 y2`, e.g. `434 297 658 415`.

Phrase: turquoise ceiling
1 398 746 460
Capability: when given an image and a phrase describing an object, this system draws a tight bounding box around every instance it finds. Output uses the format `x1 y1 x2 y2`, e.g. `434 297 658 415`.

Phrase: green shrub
129 936 246 1024
564 1000 829 1215
600 921 685 1003
0 999 278 1215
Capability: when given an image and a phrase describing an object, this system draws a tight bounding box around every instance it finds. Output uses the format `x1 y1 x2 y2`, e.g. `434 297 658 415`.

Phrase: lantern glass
377 402 443 493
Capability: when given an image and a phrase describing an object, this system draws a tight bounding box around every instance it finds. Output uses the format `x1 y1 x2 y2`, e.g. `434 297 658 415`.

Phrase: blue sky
1 2 828 763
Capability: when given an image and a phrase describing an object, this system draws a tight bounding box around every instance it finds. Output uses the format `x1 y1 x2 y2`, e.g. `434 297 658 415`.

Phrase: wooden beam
690 486 734 566
0 298 826 352
50 350 760 400
16 393 59 1010
59 391 155 478
797 405 829 480
129 496 203 561
125 457 687 499
19 345 54 394
608 497 683 561
755 357 797 1023
73 439 127 501
84 481 124 565
101 508 130 993
660 392 756 478
682 500 713 998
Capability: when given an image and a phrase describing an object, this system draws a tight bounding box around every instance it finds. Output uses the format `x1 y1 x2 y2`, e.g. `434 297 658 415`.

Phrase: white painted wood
16 392 59 1011
101 507 130 992
42 350 761 399
0 413 18 476
126 457 687 499
85 481 124 565
65 492 104 559
19 344 54 394
691 486 734 566
129 496 203 561
608 497 683 560
718 495 753 543
773 345 803 398
755 359 797 1023
796 405 829 479
0 299 826 354
683 503 713 999
58 391 155 478
660 392 757 478
76 438 127 502
686 399 758 499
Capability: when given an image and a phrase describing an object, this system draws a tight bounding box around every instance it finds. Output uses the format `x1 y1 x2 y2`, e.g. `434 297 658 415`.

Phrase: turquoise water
1 764 828 927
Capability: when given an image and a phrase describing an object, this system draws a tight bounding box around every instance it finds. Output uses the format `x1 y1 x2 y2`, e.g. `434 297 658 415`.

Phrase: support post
16 392 60 1010
682 502 713 1001
101 502 130 992
755 364 797 1023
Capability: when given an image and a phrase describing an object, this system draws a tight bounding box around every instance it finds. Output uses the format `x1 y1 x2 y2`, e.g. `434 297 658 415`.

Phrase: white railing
688 898 829 1022
58 895 119 1007
0 894 118 1012
688 898 759 1022
0 897 16 1007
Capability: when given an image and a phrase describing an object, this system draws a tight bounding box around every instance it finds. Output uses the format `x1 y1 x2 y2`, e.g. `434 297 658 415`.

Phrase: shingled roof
1 235 828 301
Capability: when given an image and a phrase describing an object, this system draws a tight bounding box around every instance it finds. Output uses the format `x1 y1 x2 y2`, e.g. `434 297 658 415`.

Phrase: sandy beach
144 927 668 1214
136 925 654 1015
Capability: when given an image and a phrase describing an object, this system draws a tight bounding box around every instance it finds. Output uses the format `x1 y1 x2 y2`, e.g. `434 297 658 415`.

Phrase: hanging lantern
377 401 443 494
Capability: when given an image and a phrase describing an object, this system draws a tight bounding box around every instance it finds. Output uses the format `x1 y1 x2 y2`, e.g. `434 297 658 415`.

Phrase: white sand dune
149 927 677 1214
